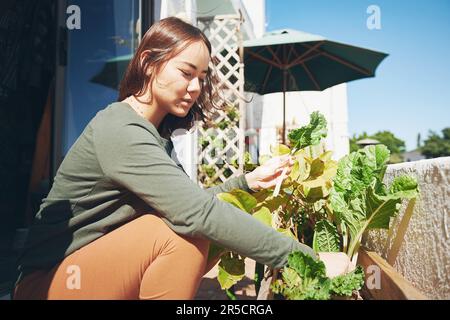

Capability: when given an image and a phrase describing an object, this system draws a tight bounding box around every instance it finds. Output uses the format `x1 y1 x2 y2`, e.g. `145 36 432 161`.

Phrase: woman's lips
180 99 193 107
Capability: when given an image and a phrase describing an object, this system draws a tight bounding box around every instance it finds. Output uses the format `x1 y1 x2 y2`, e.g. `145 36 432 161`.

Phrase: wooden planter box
256 247 428 300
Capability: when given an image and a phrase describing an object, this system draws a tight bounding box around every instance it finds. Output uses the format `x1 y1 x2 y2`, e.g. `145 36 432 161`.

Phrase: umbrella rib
266 45 283 66
246 50 283 69
287 41 324 68
261 64 274 93
301 43 372 76
287 44 296 65
302 62 321 90
286 68 300 91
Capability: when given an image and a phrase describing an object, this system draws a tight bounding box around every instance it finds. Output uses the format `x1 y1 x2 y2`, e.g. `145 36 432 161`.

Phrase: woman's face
150 41 210 117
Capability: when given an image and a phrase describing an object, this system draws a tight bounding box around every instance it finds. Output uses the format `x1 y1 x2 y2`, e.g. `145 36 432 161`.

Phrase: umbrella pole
282 69 287 145
282 90 286 144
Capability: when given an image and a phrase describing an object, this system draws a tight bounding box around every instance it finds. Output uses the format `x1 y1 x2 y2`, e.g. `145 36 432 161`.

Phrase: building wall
363 157 450 300
241 0 265 38
255 84 350 161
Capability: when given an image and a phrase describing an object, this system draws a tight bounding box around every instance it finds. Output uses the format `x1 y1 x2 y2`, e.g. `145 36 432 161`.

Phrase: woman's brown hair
118 16 224 139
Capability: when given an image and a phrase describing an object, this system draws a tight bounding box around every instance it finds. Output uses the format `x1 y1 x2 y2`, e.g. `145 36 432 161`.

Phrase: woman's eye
180 70 192 77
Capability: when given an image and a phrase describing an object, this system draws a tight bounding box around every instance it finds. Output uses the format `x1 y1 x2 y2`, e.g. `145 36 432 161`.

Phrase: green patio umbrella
243 29 388 144
90 53 133 90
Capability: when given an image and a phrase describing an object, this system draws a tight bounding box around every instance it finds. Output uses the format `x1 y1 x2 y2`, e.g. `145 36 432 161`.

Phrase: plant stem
272 148 298 197
254 262 265 295
226 287 237 300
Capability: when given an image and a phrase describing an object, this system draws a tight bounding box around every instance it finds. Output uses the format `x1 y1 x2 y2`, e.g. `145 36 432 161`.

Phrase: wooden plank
357 247 428 300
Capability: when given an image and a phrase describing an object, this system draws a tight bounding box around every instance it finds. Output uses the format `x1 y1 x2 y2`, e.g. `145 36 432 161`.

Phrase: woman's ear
140 50 154 76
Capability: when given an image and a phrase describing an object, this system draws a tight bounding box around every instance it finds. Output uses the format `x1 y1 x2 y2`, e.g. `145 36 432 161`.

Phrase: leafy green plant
209 111 420 300
210 112 338 292
271 251 364 300
328 145 419 261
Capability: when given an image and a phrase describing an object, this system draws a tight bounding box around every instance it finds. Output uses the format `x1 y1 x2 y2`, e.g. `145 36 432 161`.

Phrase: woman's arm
95 123 317 269
204 174 251 196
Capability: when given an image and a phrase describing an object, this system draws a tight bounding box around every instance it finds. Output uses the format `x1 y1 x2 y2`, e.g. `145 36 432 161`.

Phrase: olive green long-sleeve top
17 102 316 280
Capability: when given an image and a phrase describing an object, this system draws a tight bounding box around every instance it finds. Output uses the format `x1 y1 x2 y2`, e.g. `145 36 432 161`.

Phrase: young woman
14 17 351 300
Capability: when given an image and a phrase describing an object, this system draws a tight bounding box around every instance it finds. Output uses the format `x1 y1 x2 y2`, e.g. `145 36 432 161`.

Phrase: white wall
241 0 265 38
363 157 450 300
256 84 349 161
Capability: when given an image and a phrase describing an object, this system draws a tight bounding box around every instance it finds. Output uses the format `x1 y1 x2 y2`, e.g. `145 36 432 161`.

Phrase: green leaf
330 266 365 296
389 175 419 198
270 144 291 156
365 179 418 230
332 145 390 197
279 267 301 287
277 228 297 240
313 220 340 252
271 251 331 300
217 254 246 290
217 193 246 211
288 251 326 279
330 144 420 258
255 193 289 212
289 160 300 181
252 207 272 227
207 242 226 262
229 189 258 213
217 190 257 213
336 180 418 257
290 155 310 182
287 111 328 150
299 162 336 202
319 151 333 162
309 157 325 178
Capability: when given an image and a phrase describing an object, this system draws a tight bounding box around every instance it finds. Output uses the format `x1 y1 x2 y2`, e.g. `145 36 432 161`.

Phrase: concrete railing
363 157 450 299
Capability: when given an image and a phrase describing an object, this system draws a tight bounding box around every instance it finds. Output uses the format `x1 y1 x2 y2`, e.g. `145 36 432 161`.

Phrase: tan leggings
14 214 218 300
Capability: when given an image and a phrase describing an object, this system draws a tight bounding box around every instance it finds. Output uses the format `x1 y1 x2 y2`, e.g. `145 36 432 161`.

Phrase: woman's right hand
317 252 354 279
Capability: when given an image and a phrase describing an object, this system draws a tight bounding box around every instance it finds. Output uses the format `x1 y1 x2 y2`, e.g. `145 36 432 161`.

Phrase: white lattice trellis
197 14 246 187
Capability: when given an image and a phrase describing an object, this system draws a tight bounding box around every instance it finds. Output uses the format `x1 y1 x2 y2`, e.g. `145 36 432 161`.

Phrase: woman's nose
187 77 201 93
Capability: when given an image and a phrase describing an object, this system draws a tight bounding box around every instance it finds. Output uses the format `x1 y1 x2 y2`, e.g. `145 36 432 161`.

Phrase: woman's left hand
245 154 295 192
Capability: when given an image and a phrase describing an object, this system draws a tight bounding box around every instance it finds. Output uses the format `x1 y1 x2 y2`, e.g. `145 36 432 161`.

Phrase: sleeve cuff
237 174 252 192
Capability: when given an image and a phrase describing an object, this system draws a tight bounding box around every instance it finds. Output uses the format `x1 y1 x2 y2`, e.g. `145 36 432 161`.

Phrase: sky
266 0 450 151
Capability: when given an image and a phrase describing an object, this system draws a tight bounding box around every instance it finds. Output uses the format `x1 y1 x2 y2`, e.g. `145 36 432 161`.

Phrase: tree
371 131 406 154
349 132 369 153
421 128 450 159
349 130 406 163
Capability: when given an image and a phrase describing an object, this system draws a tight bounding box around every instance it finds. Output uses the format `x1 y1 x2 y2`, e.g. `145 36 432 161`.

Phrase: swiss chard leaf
330 145 419 258
332 144 390 199
271 251 331 300
217 253 246 290
271 251 365 300
287 111 327 150
330 266 365 297
217 189 257 213
252 206 272 227
313 220 340 252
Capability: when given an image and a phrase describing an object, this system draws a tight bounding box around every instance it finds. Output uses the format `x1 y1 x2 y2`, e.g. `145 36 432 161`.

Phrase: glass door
53 0 154 177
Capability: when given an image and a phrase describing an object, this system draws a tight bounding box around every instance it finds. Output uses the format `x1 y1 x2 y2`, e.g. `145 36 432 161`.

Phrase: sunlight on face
152 41 210 117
